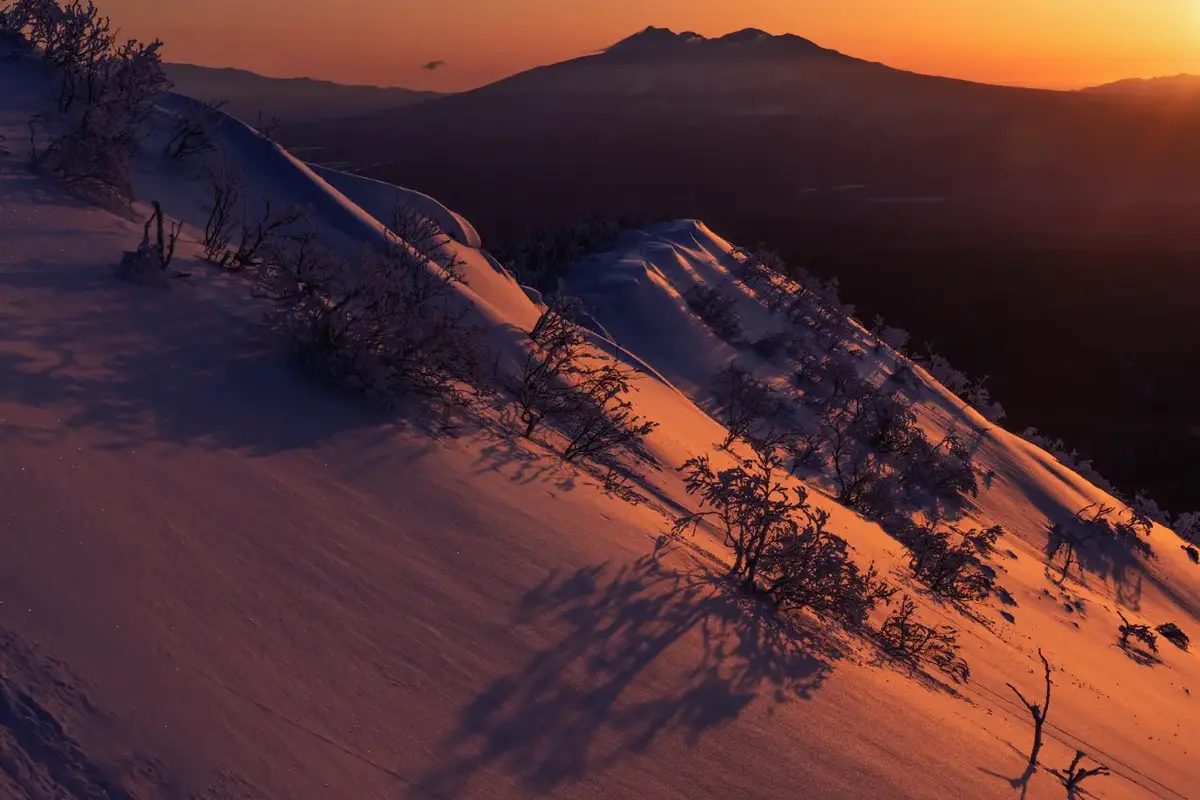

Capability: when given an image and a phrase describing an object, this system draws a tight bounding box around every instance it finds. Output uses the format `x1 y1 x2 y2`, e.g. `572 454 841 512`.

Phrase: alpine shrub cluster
253 205 488 406
3 0 169 204
674 446 893 627
514 297 658 461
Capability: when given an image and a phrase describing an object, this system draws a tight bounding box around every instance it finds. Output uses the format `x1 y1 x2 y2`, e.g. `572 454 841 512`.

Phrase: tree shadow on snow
0 262 472 455
469 434 579 491
412 554 840 798
978 742 1046 800
1117 642 1161 668
1043 522 1147 611
1001 464 1149 610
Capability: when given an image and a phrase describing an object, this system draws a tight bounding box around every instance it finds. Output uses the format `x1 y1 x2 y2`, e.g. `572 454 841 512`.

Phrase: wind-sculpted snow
308 163 482 249
143 93 541 333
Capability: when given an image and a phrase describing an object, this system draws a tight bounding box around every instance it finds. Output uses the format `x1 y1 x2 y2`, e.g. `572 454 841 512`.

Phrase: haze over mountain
164 63 442 125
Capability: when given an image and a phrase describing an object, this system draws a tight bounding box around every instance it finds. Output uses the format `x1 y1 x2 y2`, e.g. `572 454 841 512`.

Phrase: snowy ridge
1 37 1199 800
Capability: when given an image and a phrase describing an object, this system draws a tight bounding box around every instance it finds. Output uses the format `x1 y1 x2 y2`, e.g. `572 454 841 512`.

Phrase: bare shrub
9 0 169 203
760 506 894 627
228 199 302 271
513 298 658 461
920 346 970 396
254 206 488 405
897 430 980 509
33 123 132 204
1051 750 1109 798
802 348 863 411
255 110 281 142
897 519 1002 603
860 391 920 455
685 282 743 345
254 231 359 366
560 369 658 464
494 216 649 290
750 331 789 361
674 451 810 591
1155 622 1190 652
792 343 853 394
820 401 895 512
1174 511 1200 545
880 325 911 355
1131 490 1169 525
880 594 969 682
201 163 242 263
164 101 223 162
964 376 1006 423
675 449 889 627
514 298 588 438
117 200 181 282
1007 647 1052 783
1022 427 1124 499
789 357 978 519
711 363 785 449
97 37 170 137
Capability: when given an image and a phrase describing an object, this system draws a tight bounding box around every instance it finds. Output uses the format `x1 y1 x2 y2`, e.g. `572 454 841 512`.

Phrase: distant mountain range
1082 74 1200 100
164 64 443 125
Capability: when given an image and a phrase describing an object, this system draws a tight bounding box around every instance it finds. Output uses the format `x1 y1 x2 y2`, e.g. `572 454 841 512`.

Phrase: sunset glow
101 0 1200 90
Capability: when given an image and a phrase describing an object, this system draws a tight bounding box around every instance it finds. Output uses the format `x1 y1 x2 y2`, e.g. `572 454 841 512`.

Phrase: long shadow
470 434 577 491
997 458 1149 609
977 740 1045 799
413 555 839 798
1043 517 1148 611
0 262 415 455
977 768 1033 800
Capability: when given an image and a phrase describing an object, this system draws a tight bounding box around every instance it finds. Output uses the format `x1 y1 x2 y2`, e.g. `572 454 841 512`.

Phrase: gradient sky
103 0 1200 91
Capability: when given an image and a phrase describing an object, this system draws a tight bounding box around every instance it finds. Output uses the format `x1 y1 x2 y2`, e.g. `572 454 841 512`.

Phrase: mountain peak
605 26 841 60
607 27 700 53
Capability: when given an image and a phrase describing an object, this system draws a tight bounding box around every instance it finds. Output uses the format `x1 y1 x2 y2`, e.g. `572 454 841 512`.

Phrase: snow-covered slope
2 47 1198 800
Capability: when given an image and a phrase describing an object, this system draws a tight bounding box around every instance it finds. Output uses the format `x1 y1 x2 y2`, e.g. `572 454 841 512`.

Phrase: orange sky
103 0 1200 91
